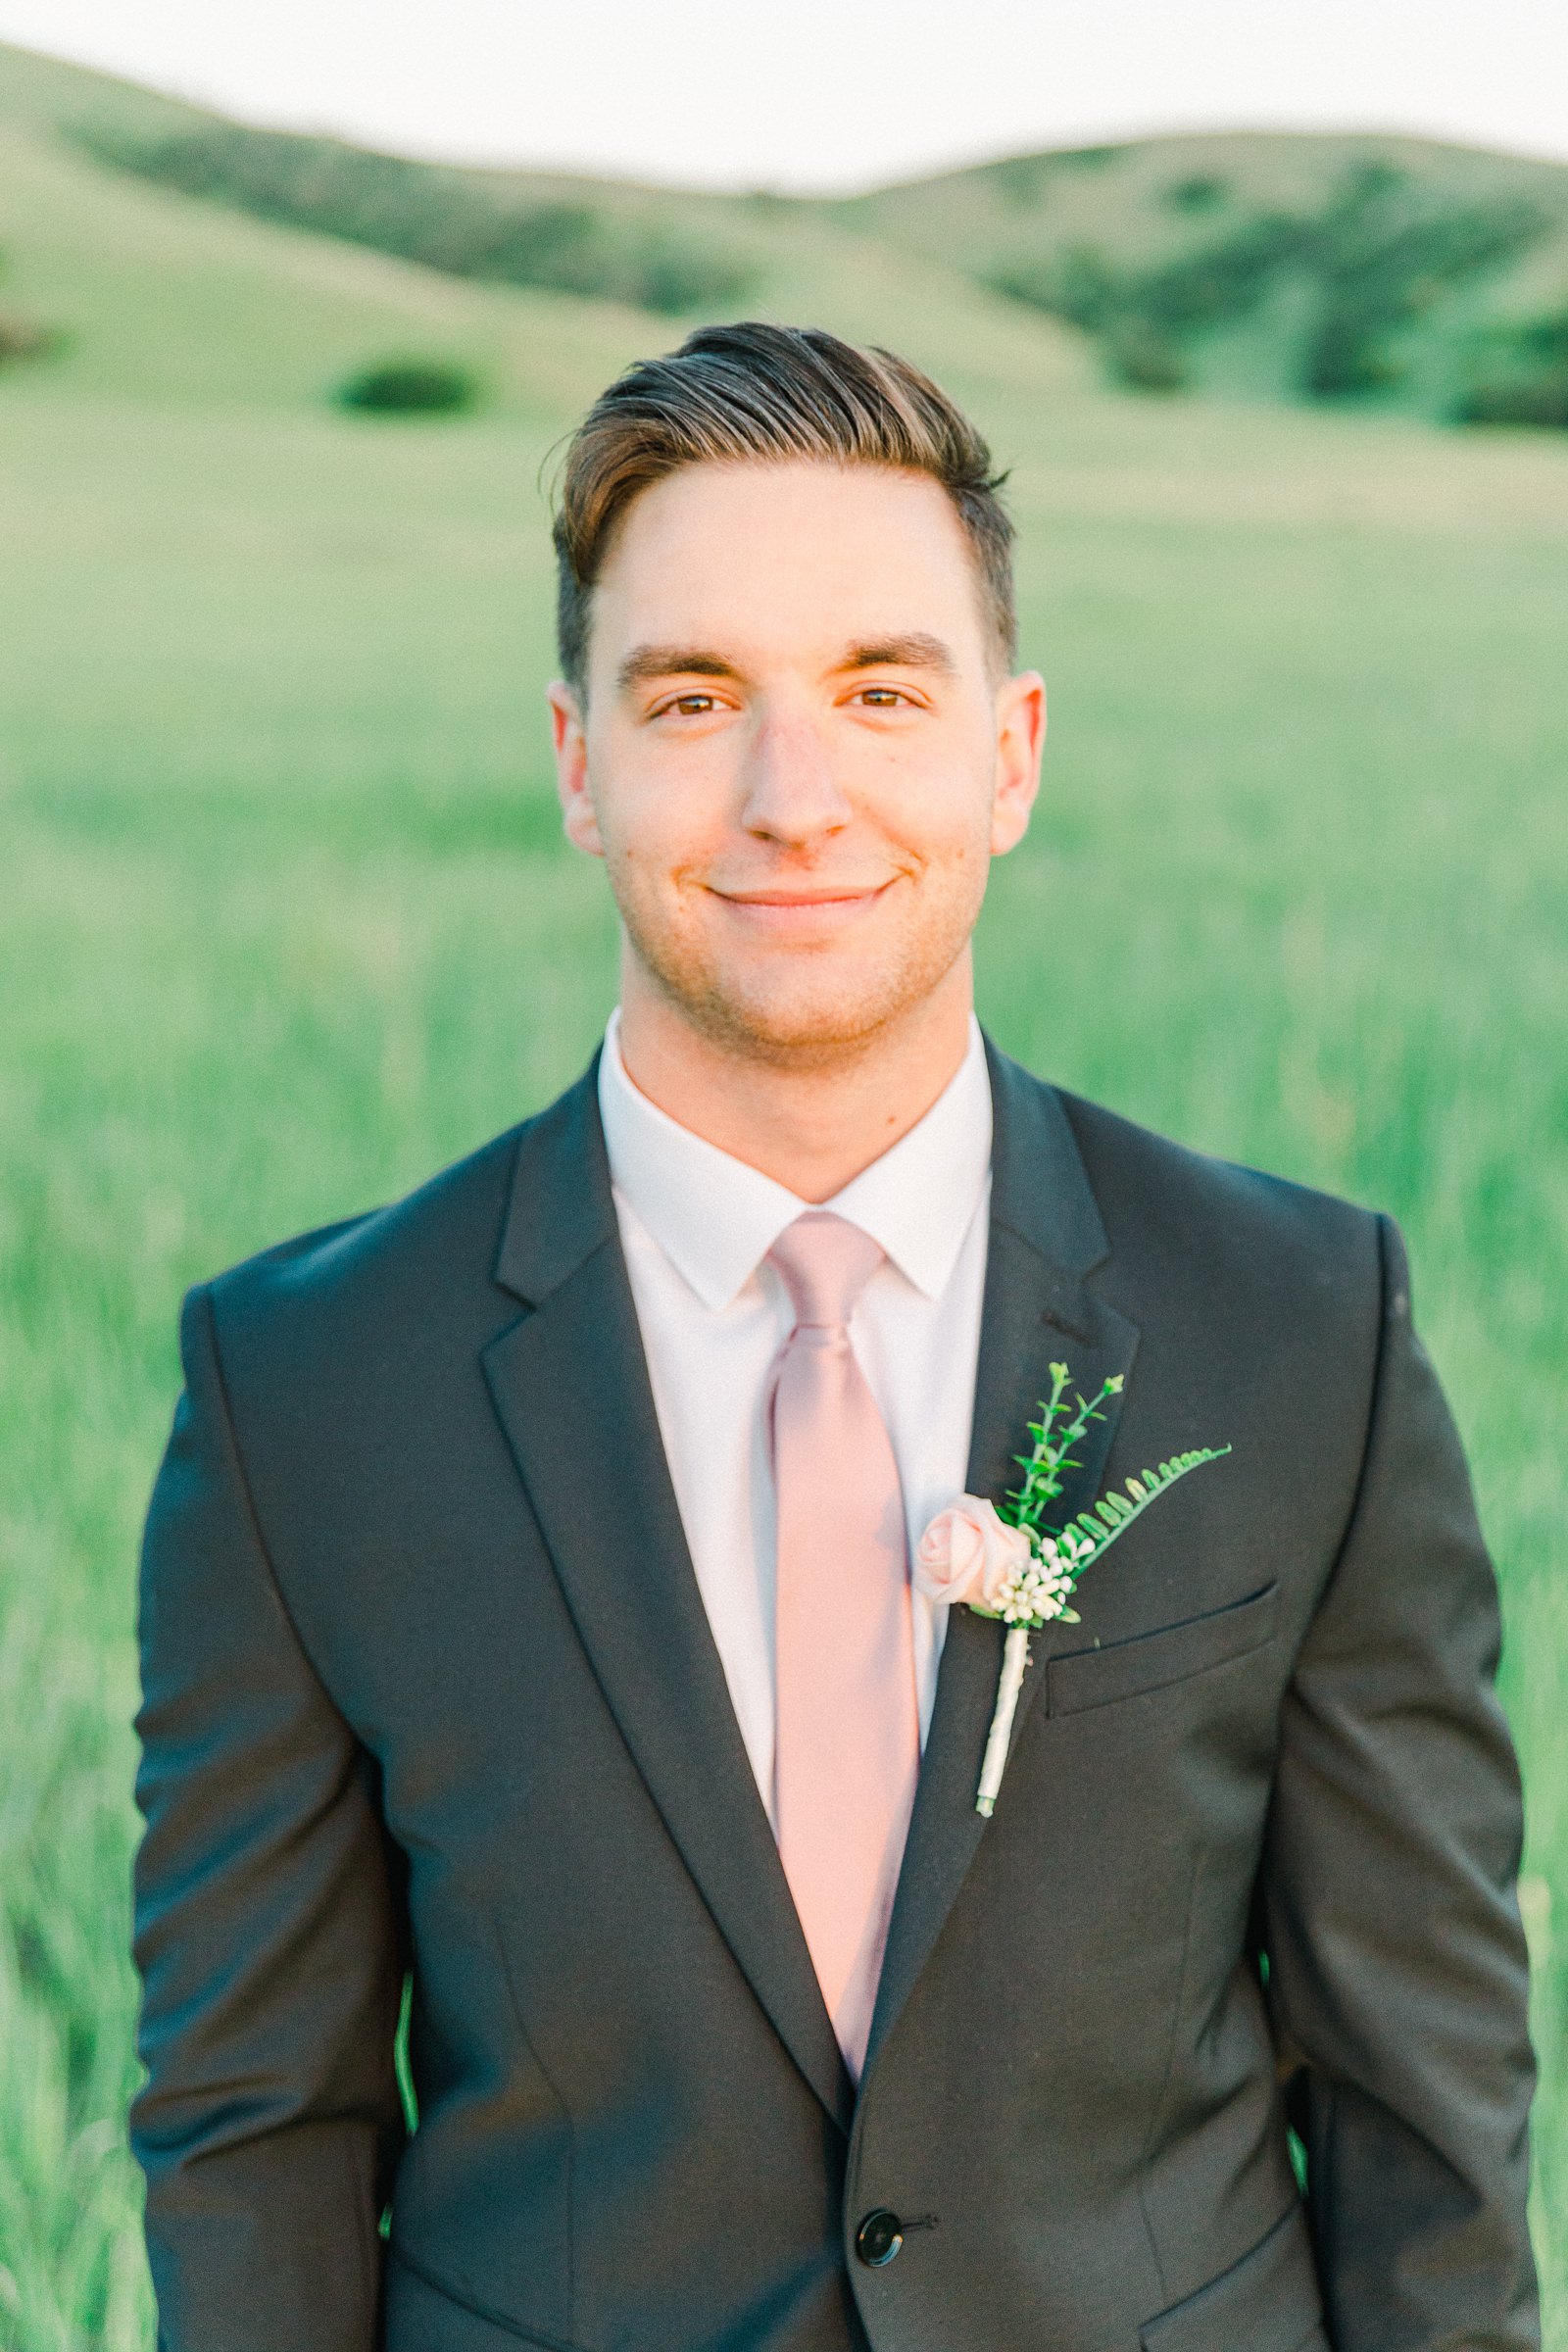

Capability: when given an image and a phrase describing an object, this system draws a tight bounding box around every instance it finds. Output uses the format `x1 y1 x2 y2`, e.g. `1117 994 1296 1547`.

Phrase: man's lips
705 879 898 932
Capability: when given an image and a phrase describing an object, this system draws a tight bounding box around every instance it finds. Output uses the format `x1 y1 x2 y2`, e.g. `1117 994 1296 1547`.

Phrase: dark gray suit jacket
131 1044 1539 2352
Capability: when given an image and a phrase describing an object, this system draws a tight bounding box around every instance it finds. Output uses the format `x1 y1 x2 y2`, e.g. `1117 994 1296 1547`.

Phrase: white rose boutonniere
915 1364 1231 1816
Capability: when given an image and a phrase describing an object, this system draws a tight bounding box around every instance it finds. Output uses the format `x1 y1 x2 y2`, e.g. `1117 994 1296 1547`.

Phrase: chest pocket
1047 1581 1279 1717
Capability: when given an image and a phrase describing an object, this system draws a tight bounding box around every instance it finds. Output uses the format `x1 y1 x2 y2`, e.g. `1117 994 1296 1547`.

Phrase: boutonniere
914 1365 1231 1816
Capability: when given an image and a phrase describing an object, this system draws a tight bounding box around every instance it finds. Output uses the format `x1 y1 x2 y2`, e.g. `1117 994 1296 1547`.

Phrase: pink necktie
767 1212 920 2081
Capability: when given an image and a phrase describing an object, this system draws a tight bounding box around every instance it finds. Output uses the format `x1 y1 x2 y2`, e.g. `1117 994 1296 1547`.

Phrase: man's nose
738 710 854 846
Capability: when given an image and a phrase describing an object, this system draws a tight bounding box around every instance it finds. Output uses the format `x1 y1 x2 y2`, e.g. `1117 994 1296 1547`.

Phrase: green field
2 42 1566 2350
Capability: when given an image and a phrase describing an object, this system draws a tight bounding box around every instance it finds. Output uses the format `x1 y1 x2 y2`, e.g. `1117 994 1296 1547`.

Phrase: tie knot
767 1212 885 1332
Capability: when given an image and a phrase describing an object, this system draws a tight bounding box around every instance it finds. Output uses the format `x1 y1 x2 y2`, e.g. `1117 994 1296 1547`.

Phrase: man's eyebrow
839 632 957 677
615 646 743 690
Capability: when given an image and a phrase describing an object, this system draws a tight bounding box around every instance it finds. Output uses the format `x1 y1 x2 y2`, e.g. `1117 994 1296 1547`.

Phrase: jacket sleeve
1259 1214 1540 2350
130 1284 407 2352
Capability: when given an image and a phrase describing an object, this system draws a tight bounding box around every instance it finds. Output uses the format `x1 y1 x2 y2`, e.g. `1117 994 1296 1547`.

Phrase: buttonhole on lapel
900 2215 940 2233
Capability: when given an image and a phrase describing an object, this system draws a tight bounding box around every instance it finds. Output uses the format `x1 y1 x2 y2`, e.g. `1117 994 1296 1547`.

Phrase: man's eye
662 694 716 716
856 687 909 709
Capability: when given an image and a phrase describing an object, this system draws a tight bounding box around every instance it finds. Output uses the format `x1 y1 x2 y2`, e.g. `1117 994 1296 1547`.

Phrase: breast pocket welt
1046 1582 1280 1718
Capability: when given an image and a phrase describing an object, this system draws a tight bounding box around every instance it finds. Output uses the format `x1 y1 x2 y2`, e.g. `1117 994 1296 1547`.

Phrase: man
131 322 1538 2351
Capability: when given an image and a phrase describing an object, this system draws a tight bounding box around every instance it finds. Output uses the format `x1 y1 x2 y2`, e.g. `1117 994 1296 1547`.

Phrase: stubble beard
610 858 985 1073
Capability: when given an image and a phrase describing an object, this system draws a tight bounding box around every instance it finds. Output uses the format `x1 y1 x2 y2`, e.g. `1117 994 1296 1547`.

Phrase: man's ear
991 669 1046 856
548 681 605 858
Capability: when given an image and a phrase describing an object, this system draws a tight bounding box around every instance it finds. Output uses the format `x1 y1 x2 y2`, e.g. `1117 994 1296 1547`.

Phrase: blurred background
0 4 1564 2343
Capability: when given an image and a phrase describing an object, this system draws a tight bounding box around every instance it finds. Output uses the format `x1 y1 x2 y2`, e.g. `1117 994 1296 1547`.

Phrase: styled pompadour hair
552 320 1016 693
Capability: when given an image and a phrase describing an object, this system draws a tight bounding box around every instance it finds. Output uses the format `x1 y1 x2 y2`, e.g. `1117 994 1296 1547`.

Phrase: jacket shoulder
1063 1083 1379 1250
1043 1078 1388 1344
203 1117 527 1339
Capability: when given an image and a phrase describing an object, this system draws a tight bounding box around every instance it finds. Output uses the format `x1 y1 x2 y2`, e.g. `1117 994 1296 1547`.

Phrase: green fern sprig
1053 1446 1233 1579
1005 1363 1125 1531
1002 1363 1231 1588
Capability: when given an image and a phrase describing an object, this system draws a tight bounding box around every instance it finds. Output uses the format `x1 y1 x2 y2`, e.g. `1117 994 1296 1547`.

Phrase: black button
855 2209 904 2267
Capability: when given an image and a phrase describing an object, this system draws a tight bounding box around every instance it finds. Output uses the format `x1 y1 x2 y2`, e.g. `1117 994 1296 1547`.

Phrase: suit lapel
866 1047 1139 2074
482 1068 852 2132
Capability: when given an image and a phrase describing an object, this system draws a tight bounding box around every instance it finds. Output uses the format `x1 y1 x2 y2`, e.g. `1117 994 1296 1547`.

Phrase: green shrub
1456 309 1568 429
336 360 479 415
0 306 57 364
1104 318 1187 392
0 247 59 366
1166 173 1230 215
632 237 734 317
463 201 606 291
1458 374 1568 427
989 155 1054 210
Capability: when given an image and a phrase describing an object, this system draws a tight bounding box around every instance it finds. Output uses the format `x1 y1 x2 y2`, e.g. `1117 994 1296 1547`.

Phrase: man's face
550 459 1044 1063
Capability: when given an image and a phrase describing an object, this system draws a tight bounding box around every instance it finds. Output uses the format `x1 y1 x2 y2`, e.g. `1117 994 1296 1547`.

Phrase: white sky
2 0 1565 192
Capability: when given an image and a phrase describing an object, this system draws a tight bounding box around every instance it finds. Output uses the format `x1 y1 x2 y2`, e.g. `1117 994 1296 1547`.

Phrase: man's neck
614 961 976 1203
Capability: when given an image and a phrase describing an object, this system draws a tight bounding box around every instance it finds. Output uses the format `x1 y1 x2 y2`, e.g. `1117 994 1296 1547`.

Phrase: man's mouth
706 880 897 932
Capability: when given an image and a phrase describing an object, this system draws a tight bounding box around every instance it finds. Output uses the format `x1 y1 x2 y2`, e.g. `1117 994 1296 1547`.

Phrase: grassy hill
1 38 1566 2352
0 39 1090 419
4 39 1567 424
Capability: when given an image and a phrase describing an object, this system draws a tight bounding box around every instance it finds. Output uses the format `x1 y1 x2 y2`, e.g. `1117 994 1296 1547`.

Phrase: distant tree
990 156 1552 415
1133 213 1306 336
1297 168 1547 399
990 243 1118 330
992 216 1302 394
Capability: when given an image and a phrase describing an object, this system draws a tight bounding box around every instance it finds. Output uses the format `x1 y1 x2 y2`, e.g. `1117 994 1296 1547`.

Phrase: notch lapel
866 1047 1140 2074
482 1068 852 2132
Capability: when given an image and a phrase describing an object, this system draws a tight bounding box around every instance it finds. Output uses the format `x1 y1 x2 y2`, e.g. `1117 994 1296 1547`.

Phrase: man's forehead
604 455 968 559
590 462 990 670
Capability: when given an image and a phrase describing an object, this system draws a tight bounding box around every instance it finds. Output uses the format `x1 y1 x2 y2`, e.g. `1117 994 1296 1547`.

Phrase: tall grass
1 372 1564 2344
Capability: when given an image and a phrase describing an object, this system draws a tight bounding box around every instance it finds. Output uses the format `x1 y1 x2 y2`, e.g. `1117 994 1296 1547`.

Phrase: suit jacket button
856 2209 904 2267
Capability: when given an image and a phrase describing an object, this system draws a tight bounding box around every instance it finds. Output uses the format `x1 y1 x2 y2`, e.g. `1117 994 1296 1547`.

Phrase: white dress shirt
597 1011 993 1828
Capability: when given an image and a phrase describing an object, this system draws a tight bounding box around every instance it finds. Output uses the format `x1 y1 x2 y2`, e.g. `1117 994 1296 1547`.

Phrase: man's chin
623 899 975 1068
664 968 914 1067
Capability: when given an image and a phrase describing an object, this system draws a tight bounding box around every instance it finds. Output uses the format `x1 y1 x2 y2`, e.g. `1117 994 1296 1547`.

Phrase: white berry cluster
991 1550 1078 1628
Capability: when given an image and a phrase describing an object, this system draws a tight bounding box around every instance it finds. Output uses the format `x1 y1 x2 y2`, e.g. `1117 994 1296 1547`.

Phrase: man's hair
552 320 1015 693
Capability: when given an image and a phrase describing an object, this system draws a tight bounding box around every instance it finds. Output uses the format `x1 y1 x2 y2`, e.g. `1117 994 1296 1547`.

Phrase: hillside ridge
3 39 1566 426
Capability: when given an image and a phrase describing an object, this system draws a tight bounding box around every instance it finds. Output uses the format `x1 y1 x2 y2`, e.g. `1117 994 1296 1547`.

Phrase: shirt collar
597 1010 993 1312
